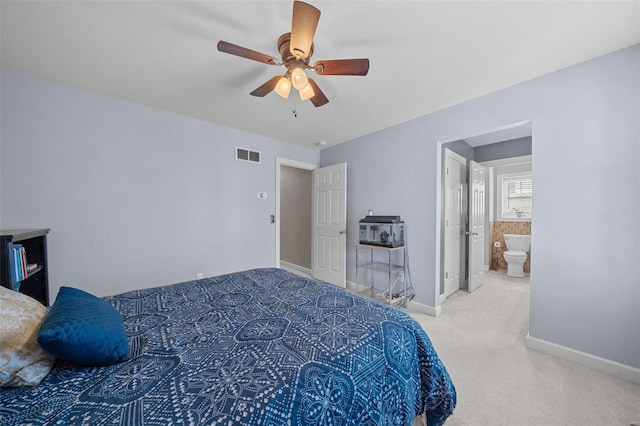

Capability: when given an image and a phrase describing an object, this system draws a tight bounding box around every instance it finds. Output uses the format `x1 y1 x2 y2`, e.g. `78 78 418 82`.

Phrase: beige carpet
405 271 640 426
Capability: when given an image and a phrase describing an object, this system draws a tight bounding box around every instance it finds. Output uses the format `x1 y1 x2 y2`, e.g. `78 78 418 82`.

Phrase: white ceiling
1 1 638 149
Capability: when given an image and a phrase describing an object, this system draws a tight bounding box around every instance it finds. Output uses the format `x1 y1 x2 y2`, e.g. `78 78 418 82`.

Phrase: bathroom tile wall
489 221 531 272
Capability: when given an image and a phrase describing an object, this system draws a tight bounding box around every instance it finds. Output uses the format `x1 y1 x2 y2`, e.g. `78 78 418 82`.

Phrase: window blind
501 176 532 217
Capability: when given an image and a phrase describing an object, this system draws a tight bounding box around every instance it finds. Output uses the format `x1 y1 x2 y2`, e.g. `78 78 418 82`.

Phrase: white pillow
0 286 54 387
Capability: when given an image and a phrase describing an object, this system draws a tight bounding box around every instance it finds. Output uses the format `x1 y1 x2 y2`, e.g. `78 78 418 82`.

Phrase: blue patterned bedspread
1 268 455 425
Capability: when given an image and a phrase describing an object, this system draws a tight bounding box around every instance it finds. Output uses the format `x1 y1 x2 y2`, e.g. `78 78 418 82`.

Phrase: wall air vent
235 147 261 164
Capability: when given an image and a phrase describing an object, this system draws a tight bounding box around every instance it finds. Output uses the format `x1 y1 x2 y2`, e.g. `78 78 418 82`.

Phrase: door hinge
445 272 449 279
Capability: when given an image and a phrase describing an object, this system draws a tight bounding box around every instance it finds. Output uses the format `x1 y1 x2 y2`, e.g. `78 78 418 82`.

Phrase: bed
1 268 455 425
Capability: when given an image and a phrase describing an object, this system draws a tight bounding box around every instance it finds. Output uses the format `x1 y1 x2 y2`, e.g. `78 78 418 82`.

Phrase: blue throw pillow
37 286 130 366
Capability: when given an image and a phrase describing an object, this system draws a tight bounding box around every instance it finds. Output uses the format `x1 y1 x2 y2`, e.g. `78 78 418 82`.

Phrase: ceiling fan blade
250 76 281 97
313 59 370 76
307 79 329 107
290 1 320 59
217 40 276 65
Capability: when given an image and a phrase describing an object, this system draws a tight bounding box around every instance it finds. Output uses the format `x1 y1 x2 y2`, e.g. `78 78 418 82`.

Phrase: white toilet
503 234 531 277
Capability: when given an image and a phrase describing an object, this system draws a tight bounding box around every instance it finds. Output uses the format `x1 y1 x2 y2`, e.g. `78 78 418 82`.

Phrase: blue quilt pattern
0 268 455 425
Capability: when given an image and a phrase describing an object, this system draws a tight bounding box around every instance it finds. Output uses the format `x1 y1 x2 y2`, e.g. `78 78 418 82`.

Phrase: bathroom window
499 173 532 220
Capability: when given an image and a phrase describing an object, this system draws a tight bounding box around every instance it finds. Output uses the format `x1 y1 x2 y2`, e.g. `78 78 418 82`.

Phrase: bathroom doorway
480 155 532 276
439 121 533 302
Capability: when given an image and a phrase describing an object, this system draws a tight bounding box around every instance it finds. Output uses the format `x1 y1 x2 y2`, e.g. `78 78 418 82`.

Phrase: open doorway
481 155 532 276
275 158 317 276
438 121 533 302
275 158 348 288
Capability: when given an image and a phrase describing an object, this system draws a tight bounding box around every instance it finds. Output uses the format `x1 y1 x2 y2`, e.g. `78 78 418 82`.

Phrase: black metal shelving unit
1 228 50 306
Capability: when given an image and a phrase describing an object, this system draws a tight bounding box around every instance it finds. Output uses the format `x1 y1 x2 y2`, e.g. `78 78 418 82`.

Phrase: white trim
434 142 444 306
406 299 441 317
526 334 640 385
444 147 467 164
275 157 318 268
280 260 311 277
479 155 532 168
276 157 319 170
345 280 371 293
345 280 442 317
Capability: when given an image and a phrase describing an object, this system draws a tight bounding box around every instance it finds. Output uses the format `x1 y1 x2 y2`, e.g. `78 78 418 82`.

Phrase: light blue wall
321 44 640 369
0 71 319 299
2 45 638 372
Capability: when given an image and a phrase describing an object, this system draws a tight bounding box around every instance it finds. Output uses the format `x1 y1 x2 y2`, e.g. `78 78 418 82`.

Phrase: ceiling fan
217 1 369 107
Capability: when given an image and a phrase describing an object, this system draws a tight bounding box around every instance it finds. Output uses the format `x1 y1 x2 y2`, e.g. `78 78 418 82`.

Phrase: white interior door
443 150 466 298
312 163 347 287
468 160 486 292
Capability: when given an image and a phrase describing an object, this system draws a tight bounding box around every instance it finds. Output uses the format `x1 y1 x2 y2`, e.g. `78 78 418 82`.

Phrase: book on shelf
9 246 14 282
27 263 39 273
9 244 29 284
20 246 27 279
11 245 22 282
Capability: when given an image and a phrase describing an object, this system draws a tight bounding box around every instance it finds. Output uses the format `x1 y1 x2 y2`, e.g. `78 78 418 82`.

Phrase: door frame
435 121 534 312
275 157 318 269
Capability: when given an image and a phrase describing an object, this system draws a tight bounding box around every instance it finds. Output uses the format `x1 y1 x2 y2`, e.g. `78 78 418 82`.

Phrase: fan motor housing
277 33 313 66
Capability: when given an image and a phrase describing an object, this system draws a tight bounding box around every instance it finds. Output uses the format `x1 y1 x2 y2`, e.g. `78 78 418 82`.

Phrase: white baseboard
345 280 371 293
406 299 441 317
526 334 640 385
279 261 311 277
346 281 441 317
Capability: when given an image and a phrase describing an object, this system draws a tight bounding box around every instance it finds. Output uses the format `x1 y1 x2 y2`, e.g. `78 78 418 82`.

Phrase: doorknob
338 230 346 235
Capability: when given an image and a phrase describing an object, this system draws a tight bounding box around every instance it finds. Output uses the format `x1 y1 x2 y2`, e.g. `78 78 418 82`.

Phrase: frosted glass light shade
274 77 291 99
299 83 315 101
291 68 308 90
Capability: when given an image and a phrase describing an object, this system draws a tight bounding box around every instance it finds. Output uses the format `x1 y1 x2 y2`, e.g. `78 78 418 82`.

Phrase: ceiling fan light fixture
274 76 291 98
299 83 315 101
217 1 369 108
291 67 308 90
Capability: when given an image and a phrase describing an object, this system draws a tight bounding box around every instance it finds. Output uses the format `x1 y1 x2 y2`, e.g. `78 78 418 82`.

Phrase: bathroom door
468 160 486 292
443 149 466 298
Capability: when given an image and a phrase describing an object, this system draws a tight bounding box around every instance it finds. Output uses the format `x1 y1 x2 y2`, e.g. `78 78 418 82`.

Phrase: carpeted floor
405 271 640 426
